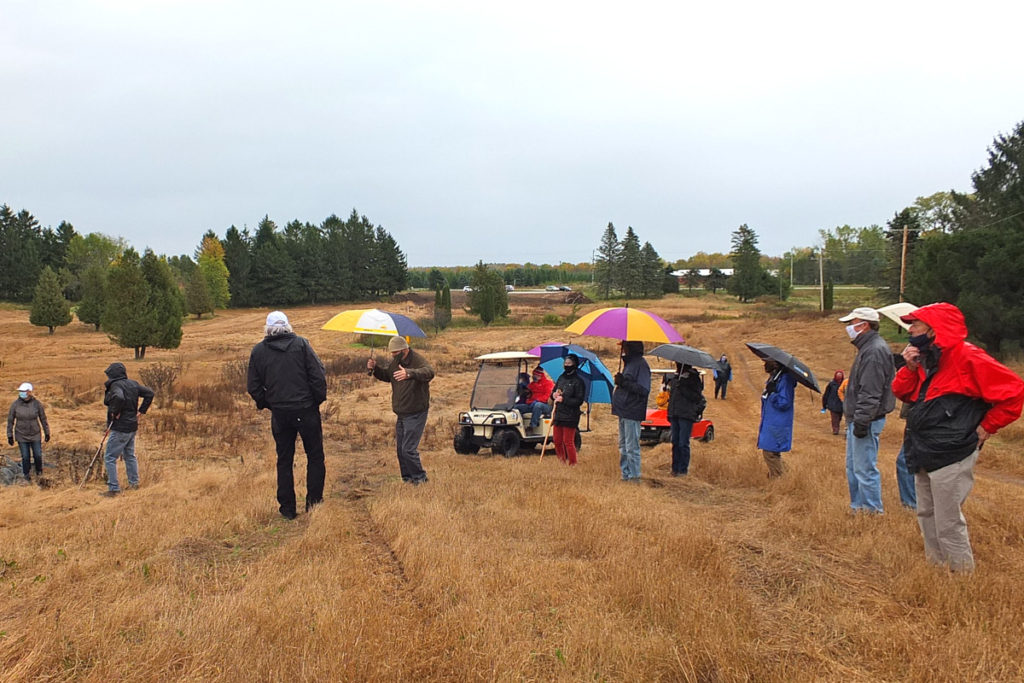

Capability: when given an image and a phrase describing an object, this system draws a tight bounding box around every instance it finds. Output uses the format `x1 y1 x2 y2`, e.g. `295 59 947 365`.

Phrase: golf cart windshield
471 362 520 411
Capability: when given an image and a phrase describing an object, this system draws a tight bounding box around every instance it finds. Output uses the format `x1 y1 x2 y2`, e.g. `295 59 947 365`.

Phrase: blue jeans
18 440 43 479
514 402 550 427
618 418 642 480
669 416 693 475
846 417 885 512
104 430 139 492
896 446 917 509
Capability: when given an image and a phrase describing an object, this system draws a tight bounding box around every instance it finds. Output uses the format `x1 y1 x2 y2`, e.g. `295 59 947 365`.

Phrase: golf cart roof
475 351 538 362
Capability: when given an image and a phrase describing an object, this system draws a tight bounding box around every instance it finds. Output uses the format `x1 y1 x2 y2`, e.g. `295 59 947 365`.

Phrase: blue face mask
908 333 931 348
18 391 28 400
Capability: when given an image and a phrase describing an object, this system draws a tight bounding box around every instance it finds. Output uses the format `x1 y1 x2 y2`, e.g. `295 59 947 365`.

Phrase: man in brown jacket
367 336 434 484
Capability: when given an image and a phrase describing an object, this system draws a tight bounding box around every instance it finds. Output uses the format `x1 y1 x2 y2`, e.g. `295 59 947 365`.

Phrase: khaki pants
762 450 786 478
915 450 978 572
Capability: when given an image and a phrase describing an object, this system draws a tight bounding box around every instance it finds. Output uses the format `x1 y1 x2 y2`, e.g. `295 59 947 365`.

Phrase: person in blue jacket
758 358 796 478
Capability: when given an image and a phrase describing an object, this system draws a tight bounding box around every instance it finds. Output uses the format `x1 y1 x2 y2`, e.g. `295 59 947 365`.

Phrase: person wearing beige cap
7 382 50 484
837 306 896 513
368 335 434 484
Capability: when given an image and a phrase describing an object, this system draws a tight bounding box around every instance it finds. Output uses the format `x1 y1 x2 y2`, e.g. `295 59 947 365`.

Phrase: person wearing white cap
837 307 896 513
367 335 434 484
247 311 328 519
7 382 50 484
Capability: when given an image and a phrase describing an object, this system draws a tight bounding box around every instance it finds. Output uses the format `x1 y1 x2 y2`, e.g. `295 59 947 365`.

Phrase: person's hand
853 422 869 439
45 434 50 443
977 426 992 449
6 437 12 446
394 367 408 381
614 373 624 385
367 358 376 370
902 344 921 370
553 390 563 404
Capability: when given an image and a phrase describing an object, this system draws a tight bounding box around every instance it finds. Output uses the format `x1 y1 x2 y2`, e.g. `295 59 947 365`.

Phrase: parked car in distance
505 284 515 291
545 285 559 291
463 286 472 292
558 285 571 291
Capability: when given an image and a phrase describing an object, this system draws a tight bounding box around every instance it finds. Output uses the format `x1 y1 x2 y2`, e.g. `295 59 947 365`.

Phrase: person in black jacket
101 362 155 497
551 353 587 465
247 311 328 519
612 341 651 481
821 370 845 435
667 364 705 476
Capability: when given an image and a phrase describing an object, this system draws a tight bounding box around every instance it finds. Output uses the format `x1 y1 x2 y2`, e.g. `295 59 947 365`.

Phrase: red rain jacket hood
893 302 1024 435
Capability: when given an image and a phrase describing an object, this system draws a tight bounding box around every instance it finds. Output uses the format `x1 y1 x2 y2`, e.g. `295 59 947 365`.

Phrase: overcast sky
3 1 1023 267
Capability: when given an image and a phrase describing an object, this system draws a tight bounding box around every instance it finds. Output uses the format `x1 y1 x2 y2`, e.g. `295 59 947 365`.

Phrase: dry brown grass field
3 293 1024 681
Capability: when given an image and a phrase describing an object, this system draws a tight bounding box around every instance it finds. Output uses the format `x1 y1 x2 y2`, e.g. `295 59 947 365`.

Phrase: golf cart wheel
702 425 715 443
494 429 521 458
453 427 480 454
659 429 671 444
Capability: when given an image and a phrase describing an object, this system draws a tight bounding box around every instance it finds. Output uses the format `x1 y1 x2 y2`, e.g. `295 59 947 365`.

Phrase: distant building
671 268 734 279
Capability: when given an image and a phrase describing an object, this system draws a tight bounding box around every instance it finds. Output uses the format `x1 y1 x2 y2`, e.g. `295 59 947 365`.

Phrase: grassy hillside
2 295 1024 681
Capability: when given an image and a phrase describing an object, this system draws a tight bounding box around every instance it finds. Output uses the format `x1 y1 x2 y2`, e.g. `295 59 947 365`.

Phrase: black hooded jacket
103 362 155 433
247 332 327 412
611 341 651 421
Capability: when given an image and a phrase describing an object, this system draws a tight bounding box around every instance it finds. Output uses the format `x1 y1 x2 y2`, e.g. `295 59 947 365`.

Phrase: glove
6 437 12 446
45 434 50 443
614 373 624 385
853 423 869 439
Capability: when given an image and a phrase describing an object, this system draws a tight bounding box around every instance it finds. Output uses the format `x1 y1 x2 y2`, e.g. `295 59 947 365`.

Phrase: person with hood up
612 340 651 481
101 362 155 496
551 353 587 465
7 382 50 484
758 359 796 478
821 370 845 435
513 366 555 429
368 335 434 484
247 311 327 518
838 306 896 514
667 364 705 476
713 354 732 399
894 302 1024 571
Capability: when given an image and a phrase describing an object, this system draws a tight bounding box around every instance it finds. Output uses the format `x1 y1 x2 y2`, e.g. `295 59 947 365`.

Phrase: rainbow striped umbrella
322 309 426 338
564 307 683 343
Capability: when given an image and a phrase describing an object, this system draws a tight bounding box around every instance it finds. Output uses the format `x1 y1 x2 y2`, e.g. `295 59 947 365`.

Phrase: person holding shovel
550 353 586 465
7 382 50 485
101 363 155 497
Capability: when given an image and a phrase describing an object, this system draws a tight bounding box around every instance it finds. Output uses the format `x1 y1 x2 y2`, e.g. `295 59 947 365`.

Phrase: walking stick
539 403 558 460
79 423 112 489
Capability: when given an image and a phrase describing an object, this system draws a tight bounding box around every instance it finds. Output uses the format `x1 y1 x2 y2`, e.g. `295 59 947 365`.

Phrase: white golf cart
453 351 582 457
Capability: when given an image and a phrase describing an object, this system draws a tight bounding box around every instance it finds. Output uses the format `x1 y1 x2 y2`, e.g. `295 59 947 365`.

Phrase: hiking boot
100 490 120 498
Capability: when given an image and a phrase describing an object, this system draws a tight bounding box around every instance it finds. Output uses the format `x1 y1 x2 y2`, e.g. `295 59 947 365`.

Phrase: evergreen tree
639 241 663 298
427 268 446 291
0 206 44 301
29 266 72 334
197 234 231 309
727 224 764 302
249 217 302 306
617 227 643 299
433 282 452 330
76 262 107 331
102 249 153 359
376 226 408 295
141 249 185 354
594 222 620 299
662 265 680 294
705 268 728 294
185 267 214 318
222 226 253 308
468 262 509 325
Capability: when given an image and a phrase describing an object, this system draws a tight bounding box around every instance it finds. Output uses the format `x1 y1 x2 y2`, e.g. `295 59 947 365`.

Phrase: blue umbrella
529 342 614 404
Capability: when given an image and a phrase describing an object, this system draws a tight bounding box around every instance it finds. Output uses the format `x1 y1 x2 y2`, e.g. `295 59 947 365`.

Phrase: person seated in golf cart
513 366 555 428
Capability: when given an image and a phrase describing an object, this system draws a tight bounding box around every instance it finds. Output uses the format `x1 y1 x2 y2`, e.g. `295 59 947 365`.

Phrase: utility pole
591 250 595 284
790 252 794 288
899 225 909 302
819 248 825 312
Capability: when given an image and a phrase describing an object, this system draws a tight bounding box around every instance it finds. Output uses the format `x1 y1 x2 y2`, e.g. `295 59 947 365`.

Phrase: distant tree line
408 263 592 290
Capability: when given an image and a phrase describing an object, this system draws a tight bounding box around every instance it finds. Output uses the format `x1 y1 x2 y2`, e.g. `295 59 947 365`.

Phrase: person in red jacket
894 302 1024 571
514 367 554 428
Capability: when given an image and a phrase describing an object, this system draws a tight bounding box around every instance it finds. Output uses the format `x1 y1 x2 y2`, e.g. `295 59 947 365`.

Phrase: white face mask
845 323 862 339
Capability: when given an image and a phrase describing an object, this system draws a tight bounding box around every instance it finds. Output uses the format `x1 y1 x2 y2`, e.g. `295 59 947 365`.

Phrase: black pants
714 379 728 399
271 407 326 516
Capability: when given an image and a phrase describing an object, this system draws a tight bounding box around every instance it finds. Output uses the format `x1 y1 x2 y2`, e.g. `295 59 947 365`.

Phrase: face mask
563 364 575 373
18 391 28 400
845 324 862 340
908 333 931 348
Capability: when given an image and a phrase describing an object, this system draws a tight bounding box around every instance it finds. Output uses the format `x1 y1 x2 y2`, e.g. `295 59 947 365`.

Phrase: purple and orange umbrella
564 307 683 344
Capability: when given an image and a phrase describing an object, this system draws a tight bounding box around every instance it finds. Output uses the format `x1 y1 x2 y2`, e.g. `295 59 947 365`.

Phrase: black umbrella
648 344 720 371
745 342 821 393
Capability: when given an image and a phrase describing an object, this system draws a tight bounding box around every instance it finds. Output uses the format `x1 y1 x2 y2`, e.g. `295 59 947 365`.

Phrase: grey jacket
7 397 50 443
843 329 896 427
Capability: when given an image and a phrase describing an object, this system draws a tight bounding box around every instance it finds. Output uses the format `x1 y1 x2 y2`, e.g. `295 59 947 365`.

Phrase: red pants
552 425 577 465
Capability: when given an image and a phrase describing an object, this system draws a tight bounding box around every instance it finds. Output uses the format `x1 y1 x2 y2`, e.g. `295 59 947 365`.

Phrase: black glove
614 373 624 385
45 434 50 443
7 437 12 446
853 422 869 439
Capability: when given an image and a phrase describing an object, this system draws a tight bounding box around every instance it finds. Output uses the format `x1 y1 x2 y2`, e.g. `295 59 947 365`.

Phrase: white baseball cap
266 311 290 327
17 382 33 392
838 307 880 323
